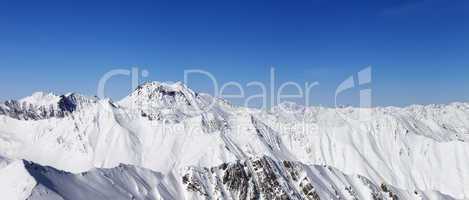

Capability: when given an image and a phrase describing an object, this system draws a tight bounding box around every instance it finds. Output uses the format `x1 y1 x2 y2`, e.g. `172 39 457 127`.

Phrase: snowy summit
0 81 468 200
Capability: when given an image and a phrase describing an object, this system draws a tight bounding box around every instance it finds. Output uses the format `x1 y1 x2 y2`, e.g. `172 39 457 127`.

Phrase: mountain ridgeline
0 81 468 200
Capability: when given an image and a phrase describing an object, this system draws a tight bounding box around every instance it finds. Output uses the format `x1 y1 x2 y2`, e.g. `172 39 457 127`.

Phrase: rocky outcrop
0 93 96 120
180 157 448 200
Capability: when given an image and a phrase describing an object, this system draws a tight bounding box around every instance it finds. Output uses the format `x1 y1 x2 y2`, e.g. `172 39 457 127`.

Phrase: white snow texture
0 81 468 200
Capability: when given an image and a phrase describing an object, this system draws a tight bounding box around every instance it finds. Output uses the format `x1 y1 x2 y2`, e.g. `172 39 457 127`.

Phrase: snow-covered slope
0 156 36 200
0 81 468 199
23 157 457 200
0 92 97 120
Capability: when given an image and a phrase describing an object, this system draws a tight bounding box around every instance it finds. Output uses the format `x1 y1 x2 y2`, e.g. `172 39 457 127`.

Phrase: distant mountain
0 81 468 200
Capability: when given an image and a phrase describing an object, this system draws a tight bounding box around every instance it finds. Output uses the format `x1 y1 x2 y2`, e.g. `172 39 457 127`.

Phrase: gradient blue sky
1 0 468 107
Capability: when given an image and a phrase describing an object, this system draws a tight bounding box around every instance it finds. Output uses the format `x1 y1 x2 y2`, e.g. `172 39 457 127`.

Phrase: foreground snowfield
0 81 468 199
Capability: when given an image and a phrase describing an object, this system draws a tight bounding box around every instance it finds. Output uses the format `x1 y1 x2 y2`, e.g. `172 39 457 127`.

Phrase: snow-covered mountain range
0 81 468 200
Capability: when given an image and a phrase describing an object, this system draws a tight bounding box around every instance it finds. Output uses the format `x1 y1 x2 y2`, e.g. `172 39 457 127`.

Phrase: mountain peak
19 92 60 107
57 93 98 113
0 92 97 120
117 81 204 121
122 81 197 103
134 81 192 94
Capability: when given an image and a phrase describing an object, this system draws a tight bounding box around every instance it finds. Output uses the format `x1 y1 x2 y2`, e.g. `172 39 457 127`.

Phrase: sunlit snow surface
0 82 468 199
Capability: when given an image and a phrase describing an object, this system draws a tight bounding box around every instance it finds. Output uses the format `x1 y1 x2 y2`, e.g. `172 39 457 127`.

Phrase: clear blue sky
1 0 468 107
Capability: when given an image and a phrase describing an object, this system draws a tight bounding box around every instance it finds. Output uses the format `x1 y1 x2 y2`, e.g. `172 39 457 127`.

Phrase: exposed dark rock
0 100 64 120
0 93 96 120
182 157 319 200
